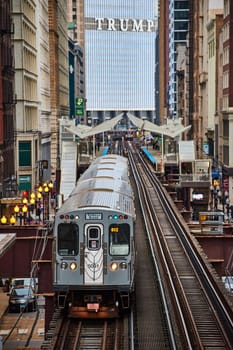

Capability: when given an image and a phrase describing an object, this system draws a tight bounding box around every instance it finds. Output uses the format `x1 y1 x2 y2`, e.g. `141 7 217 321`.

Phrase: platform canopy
65 113 124 139
127 113 191 138
64 123 92 139
65 112 191 140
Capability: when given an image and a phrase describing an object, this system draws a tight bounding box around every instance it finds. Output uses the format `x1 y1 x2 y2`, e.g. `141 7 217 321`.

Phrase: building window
19 141 31 166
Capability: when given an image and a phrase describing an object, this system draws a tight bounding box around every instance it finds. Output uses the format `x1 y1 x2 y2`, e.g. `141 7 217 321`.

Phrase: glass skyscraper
85 0 157 122
168 0 189 118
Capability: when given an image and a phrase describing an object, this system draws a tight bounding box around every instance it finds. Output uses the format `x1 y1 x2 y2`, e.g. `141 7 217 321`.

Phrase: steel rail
128 146 233 349
128 149 178 349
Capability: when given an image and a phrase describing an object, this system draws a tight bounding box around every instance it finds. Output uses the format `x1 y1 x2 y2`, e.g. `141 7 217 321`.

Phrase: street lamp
0 216 7 224
9 215 16 225
14 205 19 215
27 192 36 223
36 191 42 223
22 197 28 205
14 205 20 225
43 183 49 222
14 204 24 225
36 181 54 223
22 204 28 225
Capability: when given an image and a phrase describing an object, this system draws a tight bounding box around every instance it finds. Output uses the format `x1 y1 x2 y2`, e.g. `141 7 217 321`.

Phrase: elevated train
53 154 136 318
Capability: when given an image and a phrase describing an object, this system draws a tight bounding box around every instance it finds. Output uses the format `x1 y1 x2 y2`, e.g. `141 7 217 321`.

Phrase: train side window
109 223 130 256
87 227 101 250
58 223 79 256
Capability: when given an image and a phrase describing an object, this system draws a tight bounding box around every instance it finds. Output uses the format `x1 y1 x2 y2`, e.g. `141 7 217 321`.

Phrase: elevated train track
128 142 233 349
43 318 126 350
2 140 232 349
41 140 233 349
40 308 132 350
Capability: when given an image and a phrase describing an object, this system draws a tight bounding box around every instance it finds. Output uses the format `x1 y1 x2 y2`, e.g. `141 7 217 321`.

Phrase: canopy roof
65 113 123 139
127 113 191 138
65 112 191 139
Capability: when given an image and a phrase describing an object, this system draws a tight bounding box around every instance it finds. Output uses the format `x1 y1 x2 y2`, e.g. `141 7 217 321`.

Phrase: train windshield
109 223 130 256
57 223 79 256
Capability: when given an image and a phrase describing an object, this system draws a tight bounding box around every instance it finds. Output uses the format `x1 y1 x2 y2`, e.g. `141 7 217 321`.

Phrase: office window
19 141 31 166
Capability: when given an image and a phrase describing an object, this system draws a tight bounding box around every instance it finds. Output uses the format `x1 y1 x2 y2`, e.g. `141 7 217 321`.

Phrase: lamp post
9 215 16 225
22 204 28 225
14 205 20 224
37 181 54 223
28 192 36 223
36 191 42 223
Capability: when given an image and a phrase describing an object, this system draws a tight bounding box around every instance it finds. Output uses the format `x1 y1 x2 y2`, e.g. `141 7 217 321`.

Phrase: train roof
81 154 129 181
57 155 136 218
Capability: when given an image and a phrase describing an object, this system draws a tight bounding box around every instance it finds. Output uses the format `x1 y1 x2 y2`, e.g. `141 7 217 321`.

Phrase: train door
84 224 104 284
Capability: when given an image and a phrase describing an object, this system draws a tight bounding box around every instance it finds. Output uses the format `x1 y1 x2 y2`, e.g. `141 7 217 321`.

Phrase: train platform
139 144 163 172
141 146 158 165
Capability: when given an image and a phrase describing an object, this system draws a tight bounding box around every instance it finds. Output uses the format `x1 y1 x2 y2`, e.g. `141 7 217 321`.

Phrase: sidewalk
0 287 9 318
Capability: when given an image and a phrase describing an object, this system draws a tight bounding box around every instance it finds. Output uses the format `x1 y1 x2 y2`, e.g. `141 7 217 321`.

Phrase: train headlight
70 262 77 271
120 262 127 269
110 262 118 271
60 261 68 270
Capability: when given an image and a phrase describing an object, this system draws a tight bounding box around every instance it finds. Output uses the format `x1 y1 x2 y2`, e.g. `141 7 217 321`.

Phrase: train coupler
120 292 130 309
57 292 67 308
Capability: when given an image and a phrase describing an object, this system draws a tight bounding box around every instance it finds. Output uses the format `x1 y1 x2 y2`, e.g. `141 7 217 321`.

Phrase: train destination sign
85 213 103 220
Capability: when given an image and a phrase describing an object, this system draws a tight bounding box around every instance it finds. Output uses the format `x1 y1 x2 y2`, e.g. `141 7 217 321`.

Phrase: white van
11 278 38 293
222 276 233 292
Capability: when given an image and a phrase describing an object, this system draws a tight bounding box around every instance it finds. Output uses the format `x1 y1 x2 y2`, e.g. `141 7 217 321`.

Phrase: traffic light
22 190 28 198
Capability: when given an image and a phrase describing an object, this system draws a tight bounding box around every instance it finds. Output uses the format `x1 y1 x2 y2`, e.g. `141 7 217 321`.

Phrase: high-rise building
0 0 16 198
156 0 169 125
10 0 69 193
84 0 158 124
12 0 39 192
218 0 233 200
167 0 189 118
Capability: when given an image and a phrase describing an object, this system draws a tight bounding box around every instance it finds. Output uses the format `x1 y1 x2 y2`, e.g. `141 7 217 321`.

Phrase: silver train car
53 154 136 318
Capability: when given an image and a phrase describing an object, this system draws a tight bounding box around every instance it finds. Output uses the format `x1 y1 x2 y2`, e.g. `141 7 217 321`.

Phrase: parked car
222 276 233 293
10 277 38 293
8 285 37 312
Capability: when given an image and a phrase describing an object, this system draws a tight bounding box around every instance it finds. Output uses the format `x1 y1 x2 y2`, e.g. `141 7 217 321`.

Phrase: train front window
58 223 79 256
109 223 130 256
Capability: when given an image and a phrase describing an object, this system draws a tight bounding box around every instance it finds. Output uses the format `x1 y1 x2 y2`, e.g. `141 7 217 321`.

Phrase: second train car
53 154 136 318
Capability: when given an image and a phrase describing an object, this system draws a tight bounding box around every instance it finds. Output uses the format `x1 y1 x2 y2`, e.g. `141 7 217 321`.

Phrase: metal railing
167 173 211 183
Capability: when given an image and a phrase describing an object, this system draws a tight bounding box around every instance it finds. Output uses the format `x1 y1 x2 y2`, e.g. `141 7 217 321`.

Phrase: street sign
75 97 84 116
